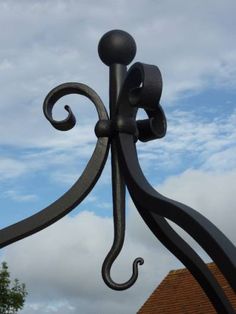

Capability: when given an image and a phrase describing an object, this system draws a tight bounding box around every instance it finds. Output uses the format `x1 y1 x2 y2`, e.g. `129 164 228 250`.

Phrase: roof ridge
168 261 215 274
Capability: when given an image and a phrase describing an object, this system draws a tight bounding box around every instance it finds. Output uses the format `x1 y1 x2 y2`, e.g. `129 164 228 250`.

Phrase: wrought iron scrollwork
0 82 109 248
0 29 235 313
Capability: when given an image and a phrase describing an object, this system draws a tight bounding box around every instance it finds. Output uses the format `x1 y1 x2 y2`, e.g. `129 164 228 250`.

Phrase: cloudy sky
0 0 236 313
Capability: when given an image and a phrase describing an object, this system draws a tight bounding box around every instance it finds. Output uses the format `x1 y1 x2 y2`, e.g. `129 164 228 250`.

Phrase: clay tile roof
137 262 236 313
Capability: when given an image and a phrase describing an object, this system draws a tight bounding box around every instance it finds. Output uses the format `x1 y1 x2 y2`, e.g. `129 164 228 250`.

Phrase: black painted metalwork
0 29 235 312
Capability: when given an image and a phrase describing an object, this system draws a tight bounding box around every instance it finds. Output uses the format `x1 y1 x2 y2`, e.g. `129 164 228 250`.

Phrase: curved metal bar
118 133 236 312
136 209 235 314
0 83 109 249
116 62 236 312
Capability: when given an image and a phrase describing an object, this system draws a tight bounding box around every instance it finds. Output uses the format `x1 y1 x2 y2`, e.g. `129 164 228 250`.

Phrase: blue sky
0 1 236 313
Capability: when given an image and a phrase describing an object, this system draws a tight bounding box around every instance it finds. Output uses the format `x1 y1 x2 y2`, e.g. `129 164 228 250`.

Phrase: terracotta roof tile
137 262 236 314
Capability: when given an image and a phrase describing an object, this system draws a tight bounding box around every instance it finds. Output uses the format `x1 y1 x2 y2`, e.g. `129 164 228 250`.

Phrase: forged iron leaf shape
0 29 235 313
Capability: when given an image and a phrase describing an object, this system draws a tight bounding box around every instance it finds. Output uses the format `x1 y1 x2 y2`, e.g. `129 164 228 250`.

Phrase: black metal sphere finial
98 30 136 66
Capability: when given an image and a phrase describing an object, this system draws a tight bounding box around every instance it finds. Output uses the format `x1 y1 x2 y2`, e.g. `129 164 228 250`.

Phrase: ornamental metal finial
0 30 235 313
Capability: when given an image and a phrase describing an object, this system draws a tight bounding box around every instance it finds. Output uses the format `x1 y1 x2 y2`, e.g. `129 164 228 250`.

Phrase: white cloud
157 169 236 244
0 157 27 179
137 108 236 177
202 146 236 171
1 190 38 202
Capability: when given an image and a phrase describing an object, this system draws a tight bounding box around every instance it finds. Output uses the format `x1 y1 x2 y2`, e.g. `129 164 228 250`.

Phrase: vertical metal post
109 63 127 282
98 30 144 290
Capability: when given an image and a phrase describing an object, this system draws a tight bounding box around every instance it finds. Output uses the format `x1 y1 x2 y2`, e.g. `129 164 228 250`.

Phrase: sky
0 0 236 313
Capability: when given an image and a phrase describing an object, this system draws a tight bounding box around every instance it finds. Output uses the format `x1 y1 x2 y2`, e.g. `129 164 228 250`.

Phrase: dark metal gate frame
0 30 235 313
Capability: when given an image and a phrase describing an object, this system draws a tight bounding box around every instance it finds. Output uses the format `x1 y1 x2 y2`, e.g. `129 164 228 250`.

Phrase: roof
138 262 236 313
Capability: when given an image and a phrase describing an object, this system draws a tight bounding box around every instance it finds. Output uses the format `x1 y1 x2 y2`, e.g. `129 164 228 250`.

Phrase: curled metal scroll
0 82 109 248
116 62 236 313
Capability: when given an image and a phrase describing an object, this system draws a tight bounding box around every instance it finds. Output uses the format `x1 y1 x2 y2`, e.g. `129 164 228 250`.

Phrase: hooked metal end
102 256 144 291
